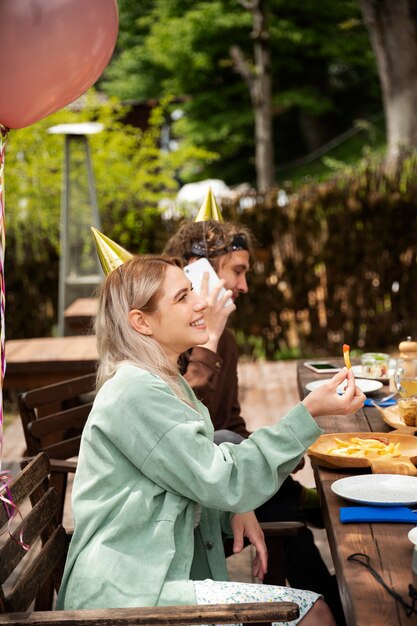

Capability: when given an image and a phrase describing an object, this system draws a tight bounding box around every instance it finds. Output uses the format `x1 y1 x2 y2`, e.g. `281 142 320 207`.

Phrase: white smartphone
304 361 341 374
183 258 233 307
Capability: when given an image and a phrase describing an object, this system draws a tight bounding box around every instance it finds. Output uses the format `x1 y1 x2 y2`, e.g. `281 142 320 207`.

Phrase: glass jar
397 397 417 426
360 352 390 378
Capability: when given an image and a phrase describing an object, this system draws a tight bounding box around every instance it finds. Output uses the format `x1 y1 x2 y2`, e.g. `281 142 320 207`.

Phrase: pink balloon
0 0 119 129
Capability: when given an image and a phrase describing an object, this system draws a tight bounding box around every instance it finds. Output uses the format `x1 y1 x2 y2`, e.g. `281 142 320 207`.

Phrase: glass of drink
394 357 417 397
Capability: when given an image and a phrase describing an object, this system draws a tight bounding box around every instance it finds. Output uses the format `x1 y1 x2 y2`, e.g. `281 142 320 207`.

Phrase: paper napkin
340 506 417 523
364 398 397 407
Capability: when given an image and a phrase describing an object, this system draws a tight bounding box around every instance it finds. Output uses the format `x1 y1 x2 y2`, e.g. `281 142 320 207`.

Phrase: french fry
342 344 351 369
326 436 401 458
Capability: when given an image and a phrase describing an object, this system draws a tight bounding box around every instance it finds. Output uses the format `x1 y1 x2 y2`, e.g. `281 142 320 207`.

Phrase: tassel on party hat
194 187 224 223
91 227 133 276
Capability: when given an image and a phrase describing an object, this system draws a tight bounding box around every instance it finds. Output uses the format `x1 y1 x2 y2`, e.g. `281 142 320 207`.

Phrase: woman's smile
190 316 206 329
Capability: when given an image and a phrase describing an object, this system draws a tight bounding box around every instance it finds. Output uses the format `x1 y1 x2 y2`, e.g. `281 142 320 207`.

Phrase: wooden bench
0 453 299 625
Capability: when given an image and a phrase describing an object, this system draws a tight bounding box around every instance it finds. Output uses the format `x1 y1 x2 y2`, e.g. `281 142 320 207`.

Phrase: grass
276 114 386 186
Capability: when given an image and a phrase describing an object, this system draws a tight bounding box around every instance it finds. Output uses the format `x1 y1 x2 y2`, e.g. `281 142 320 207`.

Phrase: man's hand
198 272 235 352
230 511 268 581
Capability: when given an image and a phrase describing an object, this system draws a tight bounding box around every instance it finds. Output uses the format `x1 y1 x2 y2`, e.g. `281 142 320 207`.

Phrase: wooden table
297 359 417 626
64 297 98 335
4 335 97 391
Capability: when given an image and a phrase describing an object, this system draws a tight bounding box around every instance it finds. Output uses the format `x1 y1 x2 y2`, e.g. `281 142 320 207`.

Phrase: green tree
4 92 213 338
103 0 380 186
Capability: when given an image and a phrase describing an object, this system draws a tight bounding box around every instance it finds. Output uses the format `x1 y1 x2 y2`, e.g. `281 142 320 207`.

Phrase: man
164 217 345 625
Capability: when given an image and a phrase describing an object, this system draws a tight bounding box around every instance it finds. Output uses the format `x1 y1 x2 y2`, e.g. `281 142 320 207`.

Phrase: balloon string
0 129 28 551
0 471 30 551
0 127 8 473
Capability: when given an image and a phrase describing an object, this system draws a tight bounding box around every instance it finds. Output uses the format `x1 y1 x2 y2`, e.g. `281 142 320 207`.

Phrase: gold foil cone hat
194 187 224 223
91 227 133 276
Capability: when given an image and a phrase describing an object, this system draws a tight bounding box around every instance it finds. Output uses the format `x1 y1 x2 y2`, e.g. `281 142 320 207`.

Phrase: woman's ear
128 309 153 336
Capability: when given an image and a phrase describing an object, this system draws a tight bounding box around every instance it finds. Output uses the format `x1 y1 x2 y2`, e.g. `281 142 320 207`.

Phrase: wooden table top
64 297 98 320
63 297 98 335
5 335 98 390
297 359 417 626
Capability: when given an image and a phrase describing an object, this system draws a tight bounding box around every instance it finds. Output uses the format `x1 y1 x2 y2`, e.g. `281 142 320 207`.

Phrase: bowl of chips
308 432 417 475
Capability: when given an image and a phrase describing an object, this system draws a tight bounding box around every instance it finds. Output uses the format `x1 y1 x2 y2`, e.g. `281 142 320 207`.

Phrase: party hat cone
91 227 133 276
194 187 224 223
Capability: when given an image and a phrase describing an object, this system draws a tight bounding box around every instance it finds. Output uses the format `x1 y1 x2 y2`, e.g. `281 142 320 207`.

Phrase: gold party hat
91 227 133 276
194 187 224 223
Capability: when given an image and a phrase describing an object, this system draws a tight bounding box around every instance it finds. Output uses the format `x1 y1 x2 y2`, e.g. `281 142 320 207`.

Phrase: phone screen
308 362 338 370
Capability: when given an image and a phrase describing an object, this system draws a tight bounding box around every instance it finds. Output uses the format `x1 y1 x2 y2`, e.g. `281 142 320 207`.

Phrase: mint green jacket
57 364 322 610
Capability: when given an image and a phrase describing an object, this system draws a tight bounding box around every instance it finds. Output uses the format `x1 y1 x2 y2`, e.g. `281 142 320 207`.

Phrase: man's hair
163 220 255 263
95 254 192 405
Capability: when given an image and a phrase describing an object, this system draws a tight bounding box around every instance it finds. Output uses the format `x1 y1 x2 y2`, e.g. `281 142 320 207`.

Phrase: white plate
409 527 417 546
331 474 417 506
305 378 383 394
352 364 395 383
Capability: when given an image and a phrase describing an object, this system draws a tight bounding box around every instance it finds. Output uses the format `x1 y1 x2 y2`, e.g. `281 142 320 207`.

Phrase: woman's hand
230 511 268 581
198 272 236 352
302 367 365 417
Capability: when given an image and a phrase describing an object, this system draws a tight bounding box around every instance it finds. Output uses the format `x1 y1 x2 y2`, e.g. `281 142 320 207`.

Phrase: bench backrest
18 373 96 459
17 374 97 525
0 453 68 612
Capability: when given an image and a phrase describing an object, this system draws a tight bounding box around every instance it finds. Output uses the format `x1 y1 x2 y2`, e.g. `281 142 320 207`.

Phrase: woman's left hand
230 511 268 580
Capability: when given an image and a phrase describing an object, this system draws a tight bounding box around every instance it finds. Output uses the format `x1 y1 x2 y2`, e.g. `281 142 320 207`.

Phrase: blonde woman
57 255 364 625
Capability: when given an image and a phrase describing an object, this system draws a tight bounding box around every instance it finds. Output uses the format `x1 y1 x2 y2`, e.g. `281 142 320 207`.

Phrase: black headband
189 233 248 259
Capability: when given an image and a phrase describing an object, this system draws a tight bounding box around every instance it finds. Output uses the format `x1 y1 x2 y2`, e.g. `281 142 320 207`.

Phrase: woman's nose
194 294 207 310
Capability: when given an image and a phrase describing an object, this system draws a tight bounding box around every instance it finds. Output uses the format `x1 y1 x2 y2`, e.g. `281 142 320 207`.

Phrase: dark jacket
183 328 250 438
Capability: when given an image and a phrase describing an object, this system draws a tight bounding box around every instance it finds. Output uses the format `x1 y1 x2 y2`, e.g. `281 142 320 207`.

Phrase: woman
57 255 364 625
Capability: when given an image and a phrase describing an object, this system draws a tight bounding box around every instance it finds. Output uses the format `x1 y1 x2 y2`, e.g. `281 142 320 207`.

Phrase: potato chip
326 436 401 458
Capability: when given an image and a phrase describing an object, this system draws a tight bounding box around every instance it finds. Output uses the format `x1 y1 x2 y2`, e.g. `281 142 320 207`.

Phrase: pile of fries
326 436 401 458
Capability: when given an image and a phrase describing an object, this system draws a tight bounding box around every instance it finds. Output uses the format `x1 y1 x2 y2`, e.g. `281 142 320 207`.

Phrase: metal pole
85 138 102 246
57 136 71 336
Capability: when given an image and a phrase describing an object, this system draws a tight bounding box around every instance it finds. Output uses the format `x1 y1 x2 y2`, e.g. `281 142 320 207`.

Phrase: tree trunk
360 0 417 163
231 0 275 191
251 0 274 191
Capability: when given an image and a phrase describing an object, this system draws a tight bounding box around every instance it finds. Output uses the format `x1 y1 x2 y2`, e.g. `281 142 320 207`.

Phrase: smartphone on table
304 362 341 374
183 257 233 307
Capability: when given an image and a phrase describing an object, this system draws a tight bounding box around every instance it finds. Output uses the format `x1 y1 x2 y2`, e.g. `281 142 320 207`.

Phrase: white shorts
194 579 320 625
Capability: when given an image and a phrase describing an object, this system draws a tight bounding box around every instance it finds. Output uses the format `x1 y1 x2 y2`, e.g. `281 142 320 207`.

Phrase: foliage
4 92 214 338
5 89 417 358
219 152 417 358
276 114 386 184
102 0 381 185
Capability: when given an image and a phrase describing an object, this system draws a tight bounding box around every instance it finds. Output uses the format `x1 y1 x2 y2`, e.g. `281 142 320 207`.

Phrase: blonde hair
95 255 191 404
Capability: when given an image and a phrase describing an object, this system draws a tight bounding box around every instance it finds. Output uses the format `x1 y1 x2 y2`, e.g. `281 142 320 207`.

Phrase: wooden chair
0 453 299 625
18 374 305 586
18 372 96 458
18 373 96 524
